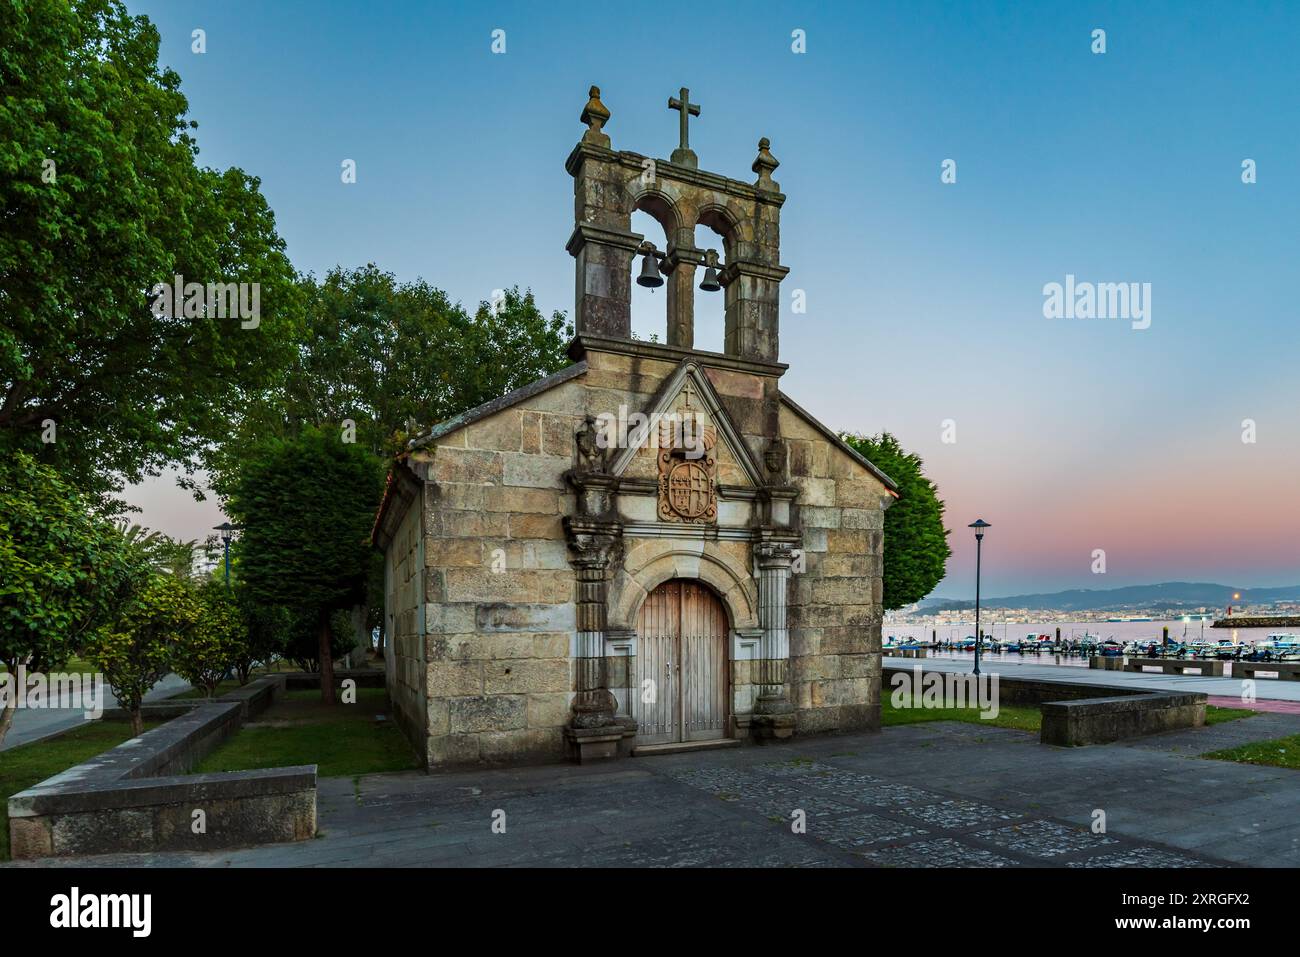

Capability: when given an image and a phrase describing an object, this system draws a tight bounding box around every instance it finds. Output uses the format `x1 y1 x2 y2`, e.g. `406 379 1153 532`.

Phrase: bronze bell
636 246 664 288
698 249 722 292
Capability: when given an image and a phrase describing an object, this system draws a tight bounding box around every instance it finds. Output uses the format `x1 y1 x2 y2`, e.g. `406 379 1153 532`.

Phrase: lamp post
213 522 242 588
969 519 991 675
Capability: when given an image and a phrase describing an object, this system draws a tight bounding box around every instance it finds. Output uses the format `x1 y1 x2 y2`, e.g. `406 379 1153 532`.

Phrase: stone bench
882 647 927 659
1089 656 1126 671
1124 657 1224 677
1233 661 1300 681
1040 691 1207 746
7 675 316 859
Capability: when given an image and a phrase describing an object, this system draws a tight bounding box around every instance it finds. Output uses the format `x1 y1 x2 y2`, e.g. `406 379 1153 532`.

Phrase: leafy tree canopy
174 579 244 697
83 571 199 733
841 432 951 610
0 0 302 500
227 426 383 619
0 452 145 676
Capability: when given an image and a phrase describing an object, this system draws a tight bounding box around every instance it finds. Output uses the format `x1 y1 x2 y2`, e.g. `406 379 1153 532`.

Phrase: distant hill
919 582 1300 613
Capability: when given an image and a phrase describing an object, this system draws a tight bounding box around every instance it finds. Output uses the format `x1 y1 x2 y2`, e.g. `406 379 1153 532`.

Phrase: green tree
227 428 383 703
0 453 145 747
0 0 302 500
840 432 951 610
232 590 289 685
281 608 356 674
173 579 245 698
83 573 199 734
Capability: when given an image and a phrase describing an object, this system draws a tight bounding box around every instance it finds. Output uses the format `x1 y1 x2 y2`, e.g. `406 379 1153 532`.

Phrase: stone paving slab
6 716 1298 868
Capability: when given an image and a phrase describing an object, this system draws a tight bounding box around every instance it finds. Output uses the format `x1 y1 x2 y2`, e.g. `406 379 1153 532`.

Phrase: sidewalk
0 674 192 752
907 654 1300 704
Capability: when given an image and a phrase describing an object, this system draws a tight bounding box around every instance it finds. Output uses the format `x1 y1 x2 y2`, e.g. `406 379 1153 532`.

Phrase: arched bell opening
629 208 670 343
691 223 726 353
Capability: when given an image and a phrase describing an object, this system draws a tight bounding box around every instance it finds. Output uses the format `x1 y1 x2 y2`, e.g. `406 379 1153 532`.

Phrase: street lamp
213 522 243 587
969 519 991 675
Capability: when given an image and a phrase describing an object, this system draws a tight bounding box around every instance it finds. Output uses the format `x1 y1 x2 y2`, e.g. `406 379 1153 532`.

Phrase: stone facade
372 86 897 769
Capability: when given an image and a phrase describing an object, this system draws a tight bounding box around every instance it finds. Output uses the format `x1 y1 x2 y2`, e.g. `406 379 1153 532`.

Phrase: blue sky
125 0 1300 597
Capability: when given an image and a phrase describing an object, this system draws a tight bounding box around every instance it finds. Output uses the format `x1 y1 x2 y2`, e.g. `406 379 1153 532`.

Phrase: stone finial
752 137 780 191
580 85 611 147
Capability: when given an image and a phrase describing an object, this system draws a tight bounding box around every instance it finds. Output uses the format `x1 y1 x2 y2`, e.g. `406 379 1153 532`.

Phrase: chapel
372 85 898 767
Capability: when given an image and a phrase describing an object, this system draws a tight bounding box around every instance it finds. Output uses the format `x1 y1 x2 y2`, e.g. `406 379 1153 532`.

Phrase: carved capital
566 470 618 520
563 517 621 570
755 539 797 569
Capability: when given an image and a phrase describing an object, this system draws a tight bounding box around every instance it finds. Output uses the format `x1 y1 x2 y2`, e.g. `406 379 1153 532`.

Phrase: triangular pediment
606 360 766 488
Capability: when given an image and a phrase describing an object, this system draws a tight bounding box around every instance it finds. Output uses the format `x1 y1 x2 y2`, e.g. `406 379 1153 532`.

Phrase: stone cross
668 87 700 150
681 380 696 409
667 87 701 167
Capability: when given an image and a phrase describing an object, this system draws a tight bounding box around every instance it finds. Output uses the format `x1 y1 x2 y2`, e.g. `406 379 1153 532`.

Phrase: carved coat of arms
657 418 717 524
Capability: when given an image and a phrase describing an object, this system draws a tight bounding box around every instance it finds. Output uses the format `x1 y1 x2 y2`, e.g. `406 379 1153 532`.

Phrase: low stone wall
1040 692 1206 746
1124 657 1225 677
880 665 1205 746
1211 615 1300 629
1234 661 1300 681
7 675 316 860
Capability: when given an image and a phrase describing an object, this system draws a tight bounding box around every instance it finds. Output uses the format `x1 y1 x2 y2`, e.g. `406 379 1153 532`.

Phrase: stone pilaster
564 522 619 729
566 223 641 339
753 538 798 740
720 260 789 363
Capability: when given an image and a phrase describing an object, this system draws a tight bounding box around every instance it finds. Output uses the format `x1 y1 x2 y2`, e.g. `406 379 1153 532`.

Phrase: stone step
631 738 741 757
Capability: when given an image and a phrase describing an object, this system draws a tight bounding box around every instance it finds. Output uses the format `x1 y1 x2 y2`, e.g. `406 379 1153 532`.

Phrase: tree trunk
130 707 143 737
0 700 16 750
318 608 336 705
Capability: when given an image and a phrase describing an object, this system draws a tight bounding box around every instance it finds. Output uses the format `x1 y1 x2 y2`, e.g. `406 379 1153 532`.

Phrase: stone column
567 528 618 728
663 245 703 349
755 541 795 710
563 517 629 762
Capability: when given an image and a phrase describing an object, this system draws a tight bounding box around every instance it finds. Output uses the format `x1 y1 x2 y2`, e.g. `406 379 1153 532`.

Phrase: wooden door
635 580 728 745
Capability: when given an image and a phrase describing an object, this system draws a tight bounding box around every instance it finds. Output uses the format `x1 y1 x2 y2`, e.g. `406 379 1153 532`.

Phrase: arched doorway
635 579 729 745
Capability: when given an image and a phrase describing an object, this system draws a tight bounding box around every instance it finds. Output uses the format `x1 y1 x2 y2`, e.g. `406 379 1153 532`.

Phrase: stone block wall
781 404 890 735
409 380 587 768
385 492 426 755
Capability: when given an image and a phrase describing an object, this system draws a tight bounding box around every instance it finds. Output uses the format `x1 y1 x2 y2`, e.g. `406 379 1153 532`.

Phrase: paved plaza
9 709 1298 869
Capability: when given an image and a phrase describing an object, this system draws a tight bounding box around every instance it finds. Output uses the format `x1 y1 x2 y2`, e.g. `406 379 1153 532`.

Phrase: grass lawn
882 693 1041 732
1205 705 1255 726
0 719 161 861
1203 733 1300 770
882 697 1252 735
192 687 419 778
